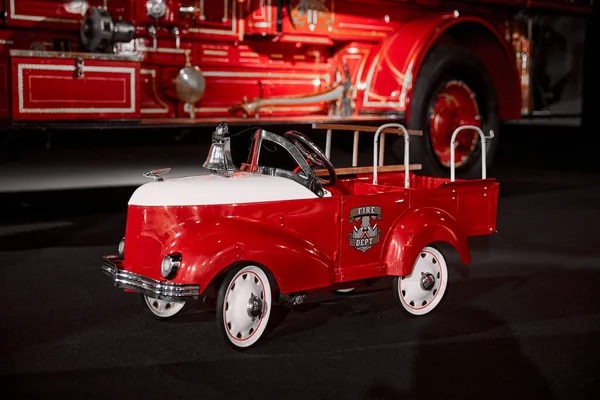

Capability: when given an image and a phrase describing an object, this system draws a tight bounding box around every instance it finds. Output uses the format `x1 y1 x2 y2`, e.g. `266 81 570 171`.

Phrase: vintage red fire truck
102 121 499 348
0 0 592 177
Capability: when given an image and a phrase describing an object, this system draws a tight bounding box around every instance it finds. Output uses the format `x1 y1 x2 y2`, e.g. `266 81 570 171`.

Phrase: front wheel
393 246 448 316
216 264 273 349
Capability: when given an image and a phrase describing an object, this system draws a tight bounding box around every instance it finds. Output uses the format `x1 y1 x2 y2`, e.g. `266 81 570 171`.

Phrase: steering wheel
284 130 337 187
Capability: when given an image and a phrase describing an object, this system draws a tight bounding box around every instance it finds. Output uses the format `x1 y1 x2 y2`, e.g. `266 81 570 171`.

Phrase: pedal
279 292 305 306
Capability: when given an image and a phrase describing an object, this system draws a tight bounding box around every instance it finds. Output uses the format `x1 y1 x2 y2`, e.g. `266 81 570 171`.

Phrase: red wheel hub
428 81 481 168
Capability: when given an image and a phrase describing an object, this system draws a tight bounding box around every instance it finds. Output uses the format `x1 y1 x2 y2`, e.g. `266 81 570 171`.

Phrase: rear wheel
140 294 186 319
407 44 499 179
393 246 448 316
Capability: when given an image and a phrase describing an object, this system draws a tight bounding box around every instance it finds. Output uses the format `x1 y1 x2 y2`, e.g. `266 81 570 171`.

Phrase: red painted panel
245 0 275 35
140 66 175 117
338 187 410 282
0 29 82 57
0 58 9 118
194 0 228 25
180 67 333 118
333 42 377 115
123 196 341 294
281 0 401 41
11 57 140 121
134 38 192 67
187 0 239 39
414 178 499 236
456 180 499 236
5 0 84 28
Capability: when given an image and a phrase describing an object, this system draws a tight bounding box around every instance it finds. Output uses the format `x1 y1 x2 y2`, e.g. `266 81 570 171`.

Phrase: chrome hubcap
247 293 263 318
429 80 481 167
420 272 436 291
224 270 266 341
399 250 444 311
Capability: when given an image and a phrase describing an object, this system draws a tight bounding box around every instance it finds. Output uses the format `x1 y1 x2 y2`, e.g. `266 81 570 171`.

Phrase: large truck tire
407 44 500 179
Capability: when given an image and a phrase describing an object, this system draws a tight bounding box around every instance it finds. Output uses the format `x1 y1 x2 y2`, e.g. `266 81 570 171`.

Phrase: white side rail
450 125 495 182
373 123 410 187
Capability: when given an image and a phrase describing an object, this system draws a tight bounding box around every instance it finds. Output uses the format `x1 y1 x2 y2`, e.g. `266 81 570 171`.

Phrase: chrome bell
203 122 235 177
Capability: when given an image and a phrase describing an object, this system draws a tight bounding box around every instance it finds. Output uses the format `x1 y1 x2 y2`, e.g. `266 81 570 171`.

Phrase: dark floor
0 123 599 399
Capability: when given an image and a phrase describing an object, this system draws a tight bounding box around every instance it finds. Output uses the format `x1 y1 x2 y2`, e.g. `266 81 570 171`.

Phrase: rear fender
383 207 471 277
174 217 333 294
360 13 519 120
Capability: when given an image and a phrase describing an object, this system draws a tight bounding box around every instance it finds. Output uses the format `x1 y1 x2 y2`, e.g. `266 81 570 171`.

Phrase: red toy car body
102 122 499 348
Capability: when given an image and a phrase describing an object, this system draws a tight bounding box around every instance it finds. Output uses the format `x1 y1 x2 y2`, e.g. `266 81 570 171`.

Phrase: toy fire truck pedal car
101 122 499 349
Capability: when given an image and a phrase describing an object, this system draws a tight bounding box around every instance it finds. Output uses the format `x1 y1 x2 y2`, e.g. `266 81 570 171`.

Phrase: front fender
361 13 518 120
383 207 471 277
174 217 333 294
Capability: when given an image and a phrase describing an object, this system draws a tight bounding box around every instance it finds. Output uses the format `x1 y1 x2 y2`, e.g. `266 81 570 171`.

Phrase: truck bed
334 171 499 237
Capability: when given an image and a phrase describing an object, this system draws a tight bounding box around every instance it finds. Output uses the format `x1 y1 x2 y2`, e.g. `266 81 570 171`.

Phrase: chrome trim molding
10 49 143 62
101 255 200 301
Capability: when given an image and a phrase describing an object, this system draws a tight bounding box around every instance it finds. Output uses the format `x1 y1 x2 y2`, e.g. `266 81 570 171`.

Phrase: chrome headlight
118 238 125 258
161 254 181 279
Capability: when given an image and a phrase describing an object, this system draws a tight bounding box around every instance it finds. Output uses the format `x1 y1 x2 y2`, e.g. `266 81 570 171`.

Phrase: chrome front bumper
101 255 200 301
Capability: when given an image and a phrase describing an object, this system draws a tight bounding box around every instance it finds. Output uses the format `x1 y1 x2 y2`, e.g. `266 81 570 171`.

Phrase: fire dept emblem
348 206 382 252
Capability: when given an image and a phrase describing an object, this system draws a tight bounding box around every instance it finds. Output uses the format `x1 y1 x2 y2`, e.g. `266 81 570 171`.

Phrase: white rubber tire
393 246 448 316
334 288 357 294
216 265 273 349
142 295 186 319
